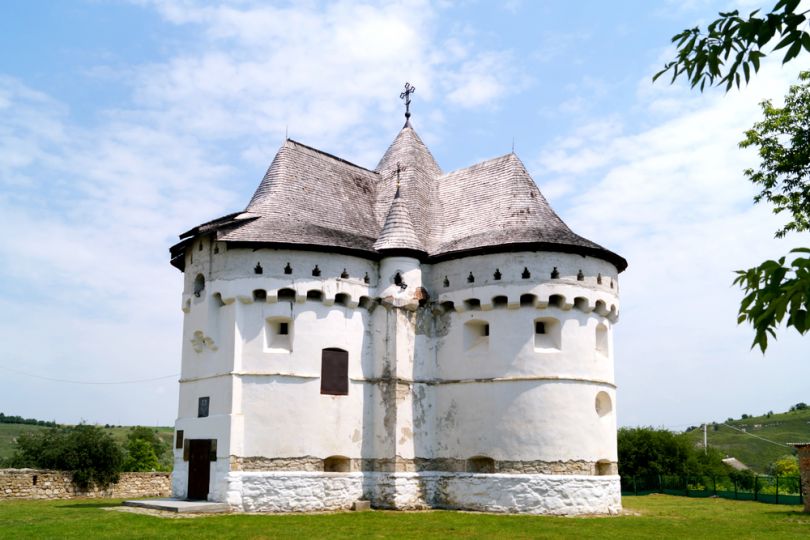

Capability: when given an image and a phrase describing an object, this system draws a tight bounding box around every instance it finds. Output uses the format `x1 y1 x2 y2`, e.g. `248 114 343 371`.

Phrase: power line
0 364 178 385
720 422 791 448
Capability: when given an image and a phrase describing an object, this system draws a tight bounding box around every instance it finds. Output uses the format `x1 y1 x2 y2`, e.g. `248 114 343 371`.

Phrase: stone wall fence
0 469 170 500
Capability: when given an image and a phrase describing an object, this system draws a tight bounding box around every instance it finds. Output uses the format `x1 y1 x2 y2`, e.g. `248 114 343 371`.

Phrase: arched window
595 323 608 356
323 455 351 472
193 274 205 297
320 348 348 395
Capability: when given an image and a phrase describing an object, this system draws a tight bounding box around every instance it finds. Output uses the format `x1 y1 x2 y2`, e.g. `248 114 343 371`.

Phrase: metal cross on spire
400 82 415 126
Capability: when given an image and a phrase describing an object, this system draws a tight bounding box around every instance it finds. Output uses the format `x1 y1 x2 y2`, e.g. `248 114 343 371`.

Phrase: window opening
307 290 323 301
535 321 546 334
321 348 349 395
493 269 502 280
324 456 350 472
467 456 495 473
279 322 289 335
193 274 205 297
534 318 561 351
254 262 263 274
284 262 293 274
312 265 321 277
198 397 210 418
521 267 531 279
278 288 296 302
520 294 536 307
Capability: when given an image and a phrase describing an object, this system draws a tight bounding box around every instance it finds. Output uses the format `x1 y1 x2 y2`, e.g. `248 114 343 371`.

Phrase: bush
8 424 123 489
618 427 727 478
124 426 171 471
123 439 159 472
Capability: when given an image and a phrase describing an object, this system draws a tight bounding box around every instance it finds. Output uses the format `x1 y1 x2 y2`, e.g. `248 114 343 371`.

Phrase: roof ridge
286 138 378 174
440 152 517 177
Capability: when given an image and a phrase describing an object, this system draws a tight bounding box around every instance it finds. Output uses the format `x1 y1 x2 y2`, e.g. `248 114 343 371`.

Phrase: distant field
0 495 808 539
0 424 174 463
682 408 810 472
0 424 49 461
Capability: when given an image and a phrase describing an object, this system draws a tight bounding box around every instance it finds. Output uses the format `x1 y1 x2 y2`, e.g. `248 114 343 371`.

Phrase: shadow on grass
761 509 810 518
57 502 120 509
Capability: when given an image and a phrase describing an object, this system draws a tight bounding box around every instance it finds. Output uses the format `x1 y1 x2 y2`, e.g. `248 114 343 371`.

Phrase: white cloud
540 60 810 427
0 0 526 424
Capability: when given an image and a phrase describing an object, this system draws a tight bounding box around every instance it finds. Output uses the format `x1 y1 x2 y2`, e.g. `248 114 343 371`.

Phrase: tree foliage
654 0 810 91
656 1 810 351
123 426 168 472
8 424 123 489
734 248 810 351
741 73 810 237
123 439 159 472
617 427 727 477
768 454 800 476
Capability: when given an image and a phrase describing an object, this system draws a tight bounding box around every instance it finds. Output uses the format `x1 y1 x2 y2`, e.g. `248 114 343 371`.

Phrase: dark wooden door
187 439 211 500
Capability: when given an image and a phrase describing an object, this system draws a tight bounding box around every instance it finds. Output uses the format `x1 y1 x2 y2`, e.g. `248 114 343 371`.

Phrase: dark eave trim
427 241 628 272
170 237 626 273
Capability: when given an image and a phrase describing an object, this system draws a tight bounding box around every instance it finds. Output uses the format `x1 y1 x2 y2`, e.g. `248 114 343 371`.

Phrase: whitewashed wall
173 244 621 512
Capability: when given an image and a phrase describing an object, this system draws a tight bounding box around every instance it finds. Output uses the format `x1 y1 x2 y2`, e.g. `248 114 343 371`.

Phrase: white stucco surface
173 247 623 514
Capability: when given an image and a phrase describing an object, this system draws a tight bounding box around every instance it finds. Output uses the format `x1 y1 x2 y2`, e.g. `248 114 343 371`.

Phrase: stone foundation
225 471 621 515
229 456 615 475
0 469 171 500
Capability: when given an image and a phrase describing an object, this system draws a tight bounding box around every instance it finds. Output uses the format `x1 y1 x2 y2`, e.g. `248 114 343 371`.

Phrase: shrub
8 424 123 489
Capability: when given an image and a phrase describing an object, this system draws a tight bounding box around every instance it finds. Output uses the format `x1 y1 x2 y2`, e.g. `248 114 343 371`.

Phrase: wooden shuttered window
320 348 349 395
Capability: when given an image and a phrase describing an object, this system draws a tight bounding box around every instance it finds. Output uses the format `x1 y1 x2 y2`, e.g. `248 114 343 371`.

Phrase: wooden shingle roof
170 124 627 272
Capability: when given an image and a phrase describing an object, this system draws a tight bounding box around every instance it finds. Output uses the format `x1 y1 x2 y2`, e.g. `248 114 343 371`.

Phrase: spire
374 164 425 254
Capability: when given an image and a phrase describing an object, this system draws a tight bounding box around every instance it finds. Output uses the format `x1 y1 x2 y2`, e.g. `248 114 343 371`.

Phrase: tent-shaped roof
170 123 626 272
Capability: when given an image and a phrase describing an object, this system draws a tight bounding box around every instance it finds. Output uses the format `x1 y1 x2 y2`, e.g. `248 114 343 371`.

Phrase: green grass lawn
0 495 808 539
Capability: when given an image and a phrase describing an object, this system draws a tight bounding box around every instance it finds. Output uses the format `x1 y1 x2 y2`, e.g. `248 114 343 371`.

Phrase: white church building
169 88 627 514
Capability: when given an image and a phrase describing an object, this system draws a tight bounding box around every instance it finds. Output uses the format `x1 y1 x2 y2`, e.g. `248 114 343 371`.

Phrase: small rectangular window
176 430 184 449
198 397 210 418
279 322 289 335
483 324 490 337
535 321 546 334
321 348 349 395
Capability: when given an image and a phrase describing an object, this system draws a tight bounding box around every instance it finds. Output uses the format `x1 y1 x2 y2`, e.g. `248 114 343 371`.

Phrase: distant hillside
0 421 174 464
682 408 810 473
0 423 49 462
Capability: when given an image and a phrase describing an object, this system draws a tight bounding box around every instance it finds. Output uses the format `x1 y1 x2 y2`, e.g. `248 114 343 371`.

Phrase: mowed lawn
0 495 808 539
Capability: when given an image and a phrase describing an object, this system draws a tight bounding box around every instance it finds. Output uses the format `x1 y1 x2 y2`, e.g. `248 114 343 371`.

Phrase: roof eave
428 241 628 272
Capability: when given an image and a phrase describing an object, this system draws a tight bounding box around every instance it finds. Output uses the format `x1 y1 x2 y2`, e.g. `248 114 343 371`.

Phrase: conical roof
373 184 425 253
171 122 627 273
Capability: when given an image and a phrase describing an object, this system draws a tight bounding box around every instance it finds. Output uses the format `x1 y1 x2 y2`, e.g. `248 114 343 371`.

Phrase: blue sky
0 0 807 429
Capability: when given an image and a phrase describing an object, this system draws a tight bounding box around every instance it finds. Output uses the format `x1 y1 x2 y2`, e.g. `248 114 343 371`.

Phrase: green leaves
734 249 810 352
739 73 810 239
654 4 810 92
